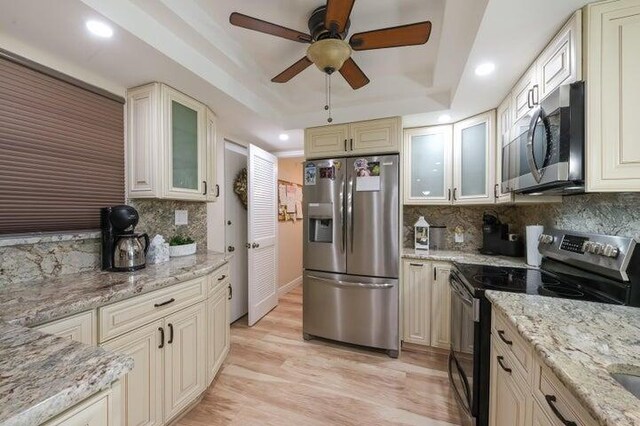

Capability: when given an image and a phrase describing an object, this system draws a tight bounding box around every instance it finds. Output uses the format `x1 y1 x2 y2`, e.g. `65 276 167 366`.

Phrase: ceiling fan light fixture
306 39 352 74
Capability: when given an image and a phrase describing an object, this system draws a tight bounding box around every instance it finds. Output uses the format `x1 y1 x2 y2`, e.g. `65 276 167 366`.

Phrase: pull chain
324 73 333 123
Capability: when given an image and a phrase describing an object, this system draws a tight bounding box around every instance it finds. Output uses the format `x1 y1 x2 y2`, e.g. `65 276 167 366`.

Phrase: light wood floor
178 286 462 426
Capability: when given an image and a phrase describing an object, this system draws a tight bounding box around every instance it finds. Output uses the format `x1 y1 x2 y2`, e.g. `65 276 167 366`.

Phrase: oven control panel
560 235 588 254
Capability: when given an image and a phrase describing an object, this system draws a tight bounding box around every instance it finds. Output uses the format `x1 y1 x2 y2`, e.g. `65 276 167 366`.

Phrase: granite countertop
401 248 530 268
486 291 640 426
0 251 228 327
0 322 133 425
0 252 228 425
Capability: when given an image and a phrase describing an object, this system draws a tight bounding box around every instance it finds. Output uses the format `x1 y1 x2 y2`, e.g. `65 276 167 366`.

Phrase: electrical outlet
175 210 188 226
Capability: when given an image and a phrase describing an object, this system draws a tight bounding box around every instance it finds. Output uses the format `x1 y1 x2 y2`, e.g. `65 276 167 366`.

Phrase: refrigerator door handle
349 175 355 253
340 178 346 253
307 275 394 289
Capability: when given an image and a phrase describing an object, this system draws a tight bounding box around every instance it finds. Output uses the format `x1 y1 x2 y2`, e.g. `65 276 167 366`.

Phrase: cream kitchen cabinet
304 117 401 159
453 111 496 205
126 83 219 201
43 382 122 426
430 264 451 349
403 260 431 345
207 281 230 385
402 260 451 349
584 0 640 191
512 65 538 123
403 125 453 205
489 336 529 426
35 310 96 345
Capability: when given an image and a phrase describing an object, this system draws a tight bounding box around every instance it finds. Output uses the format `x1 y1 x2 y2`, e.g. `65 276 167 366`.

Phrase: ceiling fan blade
230 13 312 43
325 0 355 34
339 58 370 90
272 57 313 83
349 21 432 51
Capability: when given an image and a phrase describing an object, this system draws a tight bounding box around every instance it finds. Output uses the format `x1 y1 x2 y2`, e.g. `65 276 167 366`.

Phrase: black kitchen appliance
101 205 149 272
480 212 523 257
502 81 585 195
448 229 640 426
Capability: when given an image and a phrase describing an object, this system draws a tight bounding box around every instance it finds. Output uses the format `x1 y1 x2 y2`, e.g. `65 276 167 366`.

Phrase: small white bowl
169 242 197 257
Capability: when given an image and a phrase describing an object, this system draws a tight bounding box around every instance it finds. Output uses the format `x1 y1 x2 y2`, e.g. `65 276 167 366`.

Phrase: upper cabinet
511 66 538 122
453 111 496 205
495 97 513 204
404 112 496 206
305 117 401 159
127 83 219 201
403 125 453 205
584 0 640 191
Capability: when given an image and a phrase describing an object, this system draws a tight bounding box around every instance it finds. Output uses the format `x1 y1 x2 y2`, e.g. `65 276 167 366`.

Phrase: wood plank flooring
178 286 462 425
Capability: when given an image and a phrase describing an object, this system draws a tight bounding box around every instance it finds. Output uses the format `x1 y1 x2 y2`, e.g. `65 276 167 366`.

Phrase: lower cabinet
402 259 451 349
489 337 529 426
35 310 96 345
43 382 122 426
207 283 230 384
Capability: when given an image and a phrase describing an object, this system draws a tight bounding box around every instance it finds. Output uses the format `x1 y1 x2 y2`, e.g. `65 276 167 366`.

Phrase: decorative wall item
278 179 303 222
414 216 430 250
234 168 248 209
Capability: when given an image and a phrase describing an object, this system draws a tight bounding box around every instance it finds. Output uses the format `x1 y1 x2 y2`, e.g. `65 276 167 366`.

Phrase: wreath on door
234 168 248 209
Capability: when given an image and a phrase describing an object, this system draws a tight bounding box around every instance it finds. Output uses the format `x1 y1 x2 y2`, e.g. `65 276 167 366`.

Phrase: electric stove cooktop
452 263 623 304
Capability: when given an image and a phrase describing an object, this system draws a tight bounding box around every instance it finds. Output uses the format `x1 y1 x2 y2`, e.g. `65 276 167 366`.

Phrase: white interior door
247 144 278 326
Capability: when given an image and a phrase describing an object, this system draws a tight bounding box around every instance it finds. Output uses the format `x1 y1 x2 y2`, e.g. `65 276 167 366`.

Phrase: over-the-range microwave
501 81 585 195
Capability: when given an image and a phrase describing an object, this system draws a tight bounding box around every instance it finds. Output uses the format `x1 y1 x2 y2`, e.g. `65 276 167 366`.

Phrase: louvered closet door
247 144 278 326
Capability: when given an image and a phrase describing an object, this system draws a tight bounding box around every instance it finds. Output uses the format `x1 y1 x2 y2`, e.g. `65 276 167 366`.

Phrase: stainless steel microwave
501 81 585 195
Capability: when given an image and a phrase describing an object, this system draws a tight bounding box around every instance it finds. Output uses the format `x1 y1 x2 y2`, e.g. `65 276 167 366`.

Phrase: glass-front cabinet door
403 125 453 205
163 86 207 200
453 111 495 205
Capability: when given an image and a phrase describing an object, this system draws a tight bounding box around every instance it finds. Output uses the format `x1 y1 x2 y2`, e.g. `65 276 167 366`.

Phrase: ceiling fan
229 0 432 90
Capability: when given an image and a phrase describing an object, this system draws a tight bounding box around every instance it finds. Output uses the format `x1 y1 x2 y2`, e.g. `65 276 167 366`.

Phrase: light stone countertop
486 291 640 426
402 248 530 268
0 252 228 425
0 322 133 425
0 251 228 327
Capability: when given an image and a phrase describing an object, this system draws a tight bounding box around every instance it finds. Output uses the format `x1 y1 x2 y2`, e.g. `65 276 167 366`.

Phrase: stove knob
592 243 605 255
540 234 554 244
604 244 620 258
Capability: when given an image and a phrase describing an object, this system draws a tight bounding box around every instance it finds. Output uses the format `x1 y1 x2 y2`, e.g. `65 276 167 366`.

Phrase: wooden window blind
0 53 125 234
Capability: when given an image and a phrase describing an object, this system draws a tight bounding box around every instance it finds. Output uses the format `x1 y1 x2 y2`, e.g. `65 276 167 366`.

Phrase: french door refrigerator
302 154 399 357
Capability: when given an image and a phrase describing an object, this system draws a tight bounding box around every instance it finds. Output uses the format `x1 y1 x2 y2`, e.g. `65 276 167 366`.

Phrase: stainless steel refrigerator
302 154 399 357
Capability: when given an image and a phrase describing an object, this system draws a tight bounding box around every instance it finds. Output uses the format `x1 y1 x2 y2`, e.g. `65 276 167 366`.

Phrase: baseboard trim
278 275 302 296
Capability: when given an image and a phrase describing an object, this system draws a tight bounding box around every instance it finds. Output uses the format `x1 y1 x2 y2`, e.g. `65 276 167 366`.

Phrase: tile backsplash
403 193 640 250
0 200 208 286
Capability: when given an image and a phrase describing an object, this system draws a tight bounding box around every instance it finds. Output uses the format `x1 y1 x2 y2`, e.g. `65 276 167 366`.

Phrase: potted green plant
169 235 196 257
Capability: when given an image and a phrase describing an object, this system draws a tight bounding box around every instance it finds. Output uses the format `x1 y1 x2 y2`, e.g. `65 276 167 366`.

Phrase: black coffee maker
101 205 149 271
480 212 523 257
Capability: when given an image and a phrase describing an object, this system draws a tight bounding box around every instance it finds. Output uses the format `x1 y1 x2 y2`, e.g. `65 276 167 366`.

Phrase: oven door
449 272 477 426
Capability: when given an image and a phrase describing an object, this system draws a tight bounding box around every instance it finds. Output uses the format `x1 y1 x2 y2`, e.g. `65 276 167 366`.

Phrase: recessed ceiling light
279 133 289 141
86 20 113 38
438 114 452 123
475 62 496 76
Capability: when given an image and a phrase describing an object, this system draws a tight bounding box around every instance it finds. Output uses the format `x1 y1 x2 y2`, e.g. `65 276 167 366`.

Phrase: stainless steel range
448 229 640 426
302 155 399 357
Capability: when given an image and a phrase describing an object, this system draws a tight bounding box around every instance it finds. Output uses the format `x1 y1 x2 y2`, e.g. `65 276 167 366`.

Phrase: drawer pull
409 263 423 267
154 298 175 308
228 284 233 300
158 327 165 349
497 330 513 346
545 395 577 426
218 274 227 281
497 356 512 374
167 323 174 344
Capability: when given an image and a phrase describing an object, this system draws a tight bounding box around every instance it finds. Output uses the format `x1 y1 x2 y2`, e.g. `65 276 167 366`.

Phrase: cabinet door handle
494 183 499 198
218 274 227 281
497 356 512 374
228 284 233 300
448 188 451 201
344 139 347 151
154 298 175 308
167 323 174 344
533 84 540 105
350 138 353 151
545 395 577 426
433 268 437 280
158 327 165 349
527 89 533 109
453 188 458 201
203 181 207 195
497 330 513 346
216 184 220 198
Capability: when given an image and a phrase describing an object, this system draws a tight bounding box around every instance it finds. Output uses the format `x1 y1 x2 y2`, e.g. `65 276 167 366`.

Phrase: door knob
228 246 235 252
252 242 260 248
